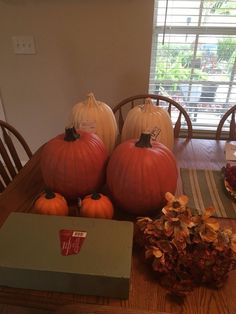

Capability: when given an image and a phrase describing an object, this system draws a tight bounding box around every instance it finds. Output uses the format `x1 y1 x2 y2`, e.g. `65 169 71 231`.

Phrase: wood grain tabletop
0 138 235 314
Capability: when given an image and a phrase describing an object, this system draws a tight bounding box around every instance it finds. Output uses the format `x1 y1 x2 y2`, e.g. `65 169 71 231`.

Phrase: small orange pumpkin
80 193 114 219
33 189 69 216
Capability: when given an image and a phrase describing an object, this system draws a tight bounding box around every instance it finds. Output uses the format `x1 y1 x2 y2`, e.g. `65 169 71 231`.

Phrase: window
149 0 236 134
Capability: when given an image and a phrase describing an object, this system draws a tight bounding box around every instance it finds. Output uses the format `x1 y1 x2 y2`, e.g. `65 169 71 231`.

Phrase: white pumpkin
121 98 174 150
68 93 118 154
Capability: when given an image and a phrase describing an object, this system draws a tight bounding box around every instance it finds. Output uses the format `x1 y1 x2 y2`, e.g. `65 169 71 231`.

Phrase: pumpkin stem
91 192 101 200
143 98 154 113
135 133 152 148
64 127 80 141
44 188 56 199
87 92 99 108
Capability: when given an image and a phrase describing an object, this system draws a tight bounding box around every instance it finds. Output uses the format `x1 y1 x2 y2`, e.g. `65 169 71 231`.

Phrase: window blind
149 0 236 132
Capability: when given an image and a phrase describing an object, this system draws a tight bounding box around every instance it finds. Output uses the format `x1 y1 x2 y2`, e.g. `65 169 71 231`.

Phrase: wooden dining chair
216 104 236 140
113 94 193 138
0 120 33 192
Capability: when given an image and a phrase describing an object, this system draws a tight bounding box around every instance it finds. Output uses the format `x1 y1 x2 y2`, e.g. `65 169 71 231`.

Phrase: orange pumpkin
106 132 178 215
80 193 114 219
40 128 108 199
33 189 69 216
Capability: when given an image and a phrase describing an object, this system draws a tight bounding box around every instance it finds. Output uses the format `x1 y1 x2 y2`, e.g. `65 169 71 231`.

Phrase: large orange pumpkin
40 128 108 199
106 133 178 215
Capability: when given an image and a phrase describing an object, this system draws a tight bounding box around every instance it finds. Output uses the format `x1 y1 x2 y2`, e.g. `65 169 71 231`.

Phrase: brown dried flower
135 192 236 297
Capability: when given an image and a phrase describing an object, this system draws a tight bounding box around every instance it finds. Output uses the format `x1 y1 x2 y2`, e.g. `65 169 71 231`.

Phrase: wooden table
0 138 235 314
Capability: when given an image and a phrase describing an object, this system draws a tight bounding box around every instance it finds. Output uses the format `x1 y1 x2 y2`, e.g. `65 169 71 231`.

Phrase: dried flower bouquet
134 192 236 296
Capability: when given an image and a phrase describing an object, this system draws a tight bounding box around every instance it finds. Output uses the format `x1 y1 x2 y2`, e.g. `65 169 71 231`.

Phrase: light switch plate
12 36 36 55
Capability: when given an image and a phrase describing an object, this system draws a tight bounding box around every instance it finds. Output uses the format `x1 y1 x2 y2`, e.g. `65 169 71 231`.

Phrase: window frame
149 0 236 137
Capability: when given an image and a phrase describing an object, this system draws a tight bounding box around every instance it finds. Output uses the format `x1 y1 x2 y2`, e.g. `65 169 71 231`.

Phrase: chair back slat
167 103 171 116
0 179 5 193
0 159 11 187
118 109 124 134
0 120 32 192
229 111 236 140
174 112 182 138
0 137 17 178
216 104 236 140
2 127 23 171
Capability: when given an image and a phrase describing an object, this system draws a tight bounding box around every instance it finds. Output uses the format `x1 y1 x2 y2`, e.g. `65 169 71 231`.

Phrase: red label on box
59 229 87 256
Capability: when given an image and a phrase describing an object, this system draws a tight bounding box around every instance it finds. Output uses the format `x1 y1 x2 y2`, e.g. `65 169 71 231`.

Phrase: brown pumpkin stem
91 192 101 200
135 133 152 148
64 127 80 142
44 188 56 199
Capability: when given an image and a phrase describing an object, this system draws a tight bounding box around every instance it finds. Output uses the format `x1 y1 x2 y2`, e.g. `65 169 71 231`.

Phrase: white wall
0 0 154 153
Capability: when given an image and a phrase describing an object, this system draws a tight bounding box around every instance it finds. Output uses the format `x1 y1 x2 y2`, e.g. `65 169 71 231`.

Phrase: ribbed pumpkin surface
33 190 69 216
41 129 108 199
121 98 174 150
69 93 118 154
106 134 178 215
80 193 114 219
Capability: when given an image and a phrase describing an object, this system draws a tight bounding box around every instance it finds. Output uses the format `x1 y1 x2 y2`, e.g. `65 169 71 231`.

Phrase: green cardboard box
0 212 133 299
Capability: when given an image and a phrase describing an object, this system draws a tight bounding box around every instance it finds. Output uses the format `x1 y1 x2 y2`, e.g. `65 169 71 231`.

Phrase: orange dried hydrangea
135 192 236 297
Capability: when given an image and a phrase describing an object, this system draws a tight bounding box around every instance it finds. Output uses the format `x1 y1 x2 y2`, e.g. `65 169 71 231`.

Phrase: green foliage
153 0 236 95
208 0 236 14
217 38 236 61
208 0 230 13
155 44 208 89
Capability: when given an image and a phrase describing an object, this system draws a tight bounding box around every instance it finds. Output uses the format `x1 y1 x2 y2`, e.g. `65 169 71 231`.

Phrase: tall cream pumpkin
68 93 118 154
121 98 174 150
